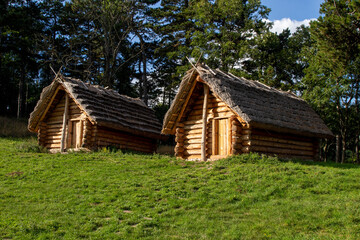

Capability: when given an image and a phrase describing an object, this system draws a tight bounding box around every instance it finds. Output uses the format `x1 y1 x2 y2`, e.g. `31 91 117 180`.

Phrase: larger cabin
162 64 333 161
28 75 162 153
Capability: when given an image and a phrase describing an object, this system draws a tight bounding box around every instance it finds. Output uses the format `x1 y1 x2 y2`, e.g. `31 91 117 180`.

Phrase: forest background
0 0 359 163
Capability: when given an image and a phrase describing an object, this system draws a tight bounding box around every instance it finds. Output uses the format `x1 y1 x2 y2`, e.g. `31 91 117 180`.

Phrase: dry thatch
163 64 333 138
29 75 162 139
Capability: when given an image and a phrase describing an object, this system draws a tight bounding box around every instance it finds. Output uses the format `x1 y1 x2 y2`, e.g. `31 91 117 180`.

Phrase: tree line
0 0 359 163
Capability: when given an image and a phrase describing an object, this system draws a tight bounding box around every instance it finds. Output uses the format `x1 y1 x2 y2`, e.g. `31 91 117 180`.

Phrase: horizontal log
251 129 312 142
184 128 204 135
48 111 64 118
248 145 314 157
183 149 202 155
96 134 152 146
196 95 221 102
183 134 202 140
45 143 61 148
46 135 62 140
184 139 202 144
249 134 313 147
244 139 314 151
187 111 233 121
96 137 154 149
242 130 251 135
183 154 202 160
189 106 231 116
46 129 62 134
242 146 251 153
46 115 64 123
97 128 153 142
192 102 226 110
183 143 201 150
45 139 61 144
182 119 203 125
184 123 203 130
232 143 243 150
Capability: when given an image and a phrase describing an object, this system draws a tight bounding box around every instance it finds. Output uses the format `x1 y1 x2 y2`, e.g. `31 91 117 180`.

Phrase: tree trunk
138 58 143 99
323 139 329 163
336 134 340 163
139 35 148 106
17 65 25 119
341 131 346 164
25 81 28 116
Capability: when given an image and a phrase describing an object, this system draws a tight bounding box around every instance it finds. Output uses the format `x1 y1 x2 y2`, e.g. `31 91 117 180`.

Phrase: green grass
1 138 360 239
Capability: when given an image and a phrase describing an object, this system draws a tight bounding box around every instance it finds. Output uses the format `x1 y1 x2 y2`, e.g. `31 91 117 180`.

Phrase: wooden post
201 84 209 161
60 94 69 152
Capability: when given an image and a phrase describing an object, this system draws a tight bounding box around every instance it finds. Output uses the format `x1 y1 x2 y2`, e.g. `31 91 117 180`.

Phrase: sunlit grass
1 137 360 239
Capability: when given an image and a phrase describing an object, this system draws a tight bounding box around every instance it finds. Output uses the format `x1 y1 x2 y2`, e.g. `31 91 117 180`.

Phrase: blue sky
261 0 324 33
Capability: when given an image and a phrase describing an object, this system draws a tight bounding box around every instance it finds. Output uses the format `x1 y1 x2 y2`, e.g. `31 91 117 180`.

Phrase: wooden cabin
162 64 333 161
28 75 163 153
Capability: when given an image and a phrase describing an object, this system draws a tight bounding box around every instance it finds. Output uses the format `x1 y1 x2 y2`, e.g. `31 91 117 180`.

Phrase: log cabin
162 64 333 161
28 74 163 153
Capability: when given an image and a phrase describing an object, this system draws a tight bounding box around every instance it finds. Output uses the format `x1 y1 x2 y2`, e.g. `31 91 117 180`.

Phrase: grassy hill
1 138 360 239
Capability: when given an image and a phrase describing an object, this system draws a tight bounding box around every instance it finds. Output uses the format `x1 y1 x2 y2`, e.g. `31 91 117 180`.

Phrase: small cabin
28 75 163 153
162 64 333 161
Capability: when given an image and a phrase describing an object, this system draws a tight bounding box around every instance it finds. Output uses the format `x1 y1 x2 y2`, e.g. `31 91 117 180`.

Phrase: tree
302 0 360 163
0 0 43 118
242 26 311 90
190 0 270 71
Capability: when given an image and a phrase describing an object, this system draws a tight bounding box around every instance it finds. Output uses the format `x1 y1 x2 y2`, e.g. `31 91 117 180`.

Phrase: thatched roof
162 64 333 138
28 75 163 139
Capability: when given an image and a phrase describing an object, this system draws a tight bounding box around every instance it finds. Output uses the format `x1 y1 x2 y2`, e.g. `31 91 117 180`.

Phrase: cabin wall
39 90 88 151
175 86 236 160
243 128 319 160
95 126 157 153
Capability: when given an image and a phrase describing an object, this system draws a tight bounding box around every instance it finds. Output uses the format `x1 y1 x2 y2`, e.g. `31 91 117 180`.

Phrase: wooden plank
228 118 232 155
60 94 69 152
201 84 209 161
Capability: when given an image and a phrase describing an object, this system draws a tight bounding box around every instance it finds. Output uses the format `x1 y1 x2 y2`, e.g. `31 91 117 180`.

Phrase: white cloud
268 18 316 33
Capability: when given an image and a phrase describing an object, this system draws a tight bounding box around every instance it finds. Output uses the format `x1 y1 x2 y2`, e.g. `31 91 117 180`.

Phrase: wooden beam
60 94 69 152
35 86 61 131
201 84 209 161
172 78 198 134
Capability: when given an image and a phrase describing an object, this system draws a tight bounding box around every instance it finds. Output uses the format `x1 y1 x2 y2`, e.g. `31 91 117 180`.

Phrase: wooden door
213 118 228 156
70 120 83 148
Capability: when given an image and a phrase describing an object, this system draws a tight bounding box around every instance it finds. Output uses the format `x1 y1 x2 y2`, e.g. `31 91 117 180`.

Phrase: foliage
302 0 360 163
242 26 311 90
1 137 360 239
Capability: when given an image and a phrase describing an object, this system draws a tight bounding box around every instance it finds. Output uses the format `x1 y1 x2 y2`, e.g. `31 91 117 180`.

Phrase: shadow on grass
279 157 360 170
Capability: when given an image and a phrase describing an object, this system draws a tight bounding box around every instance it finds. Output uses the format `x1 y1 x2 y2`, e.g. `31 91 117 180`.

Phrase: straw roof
162 64 333 138
28 75 163 139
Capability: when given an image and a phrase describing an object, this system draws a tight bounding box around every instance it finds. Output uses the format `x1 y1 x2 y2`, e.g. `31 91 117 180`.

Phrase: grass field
1 137 360 239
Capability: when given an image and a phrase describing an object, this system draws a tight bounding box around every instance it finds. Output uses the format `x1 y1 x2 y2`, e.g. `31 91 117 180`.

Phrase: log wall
95 127 157 153
244 128 318 160
39 90 86 151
